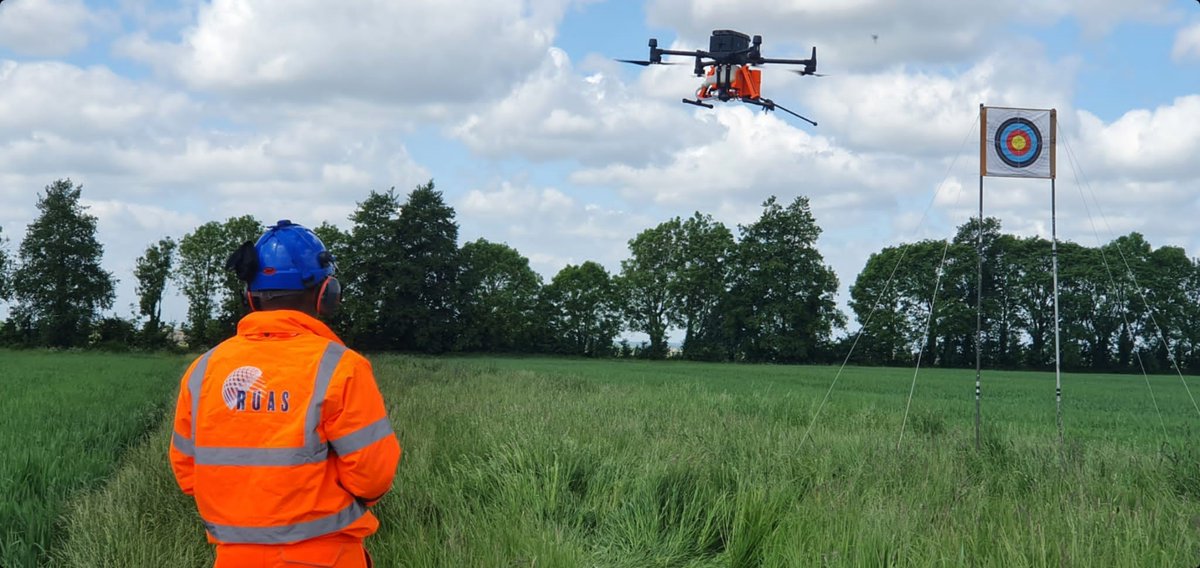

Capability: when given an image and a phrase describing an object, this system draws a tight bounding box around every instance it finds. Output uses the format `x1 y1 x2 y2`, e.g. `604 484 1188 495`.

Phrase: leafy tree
940 217 1003 368
313 222 350 266
176 222 225 346
0 225 11 303
989 234 1026 368
673 213 735 360
543 261 621 357
1181 253 1200 370
617 218 682 359
1137 240 1191 372
91 316 138 351
11 179 115 347
1056 242 1105 370
847 220 1200 373
134 237 176 347
457 239 542 352
849 246 909 365
337 181 460 353
849 240 949 366
1003 235 1057 369
394 181 460 353
670 213 734 360
341 189 404 350
175 215 262 347
724 195 843 363
1090 233 1189 373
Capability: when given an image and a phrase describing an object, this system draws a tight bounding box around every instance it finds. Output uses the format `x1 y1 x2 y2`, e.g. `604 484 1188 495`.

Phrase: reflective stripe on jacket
168 310 402 545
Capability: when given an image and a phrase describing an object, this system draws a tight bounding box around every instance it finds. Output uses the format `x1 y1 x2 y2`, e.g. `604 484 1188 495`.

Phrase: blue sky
1 0 1200 333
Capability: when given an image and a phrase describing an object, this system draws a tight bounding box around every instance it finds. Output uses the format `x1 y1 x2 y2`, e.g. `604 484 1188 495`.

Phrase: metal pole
975 104 985 451
1052 177 1063 446
975 173 984 450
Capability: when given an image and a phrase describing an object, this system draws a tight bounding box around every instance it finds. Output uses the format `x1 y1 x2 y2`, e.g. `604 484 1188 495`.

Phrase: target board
982 107 1054 179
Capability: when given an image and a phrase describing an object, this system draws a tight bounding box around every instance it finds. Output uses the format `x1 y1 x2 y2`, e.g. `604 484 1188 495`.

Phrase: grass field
0 350 188 568
4 351 1200 566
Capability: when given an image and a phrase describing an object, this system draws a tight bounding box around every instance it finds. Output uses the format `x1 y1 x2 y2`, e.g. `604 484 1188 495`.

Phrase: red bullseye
1006 130 1031 156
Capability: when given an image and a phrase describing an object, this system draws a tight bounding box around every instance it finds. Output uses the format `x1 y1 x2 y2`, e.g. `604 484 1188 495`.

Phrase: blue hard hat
249 220 335 291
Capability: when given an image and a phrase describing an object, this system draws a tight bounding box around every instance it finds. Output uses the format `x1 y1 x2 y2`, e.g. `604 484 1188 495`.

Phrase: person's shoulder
187 339 229 363
331 342 372 367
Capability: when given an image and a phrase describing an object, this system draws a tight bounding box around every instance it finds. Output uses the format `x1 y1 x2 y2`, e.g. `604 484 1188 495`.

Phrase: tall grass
50 356 1200 566
0 350 187 567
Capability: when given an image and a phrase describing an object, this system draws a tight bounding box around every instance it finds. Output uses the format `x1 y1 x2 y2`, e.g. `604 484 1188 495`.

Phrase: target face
993 117 1043 169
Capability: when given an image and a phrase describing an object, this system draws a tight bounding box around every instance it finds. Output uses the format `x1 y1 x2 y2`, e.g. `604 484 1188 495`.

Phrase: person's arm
324 354 401 505
168 359 201 496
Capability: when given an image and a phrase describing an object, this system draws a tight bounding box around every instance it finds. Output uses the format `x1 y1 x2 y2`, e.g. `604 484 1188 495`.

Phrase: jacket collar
236 310 345 345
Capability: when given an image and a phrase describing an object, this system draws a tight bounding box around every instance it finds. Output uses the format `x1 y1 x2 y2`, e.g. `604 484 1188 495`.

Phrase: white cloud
0 53 432 326
116 0 202 33
1073 96 1200 182
452 48 707 165
0 57 430 213
644 0 1175 73
121 0 577 105
1173 23 1200 62
84 199 203 236
0 61 196 142
457 181 653 276
571 106 911 211
805 49 1075 156
0 0 95 57
645 0 1007 71
564 105 926 312
1031 0 1176 36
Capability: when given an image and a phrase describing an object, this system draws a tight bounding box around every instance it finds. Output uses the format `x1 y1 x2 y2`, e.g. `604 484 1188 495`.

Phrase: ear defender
316 276 341 317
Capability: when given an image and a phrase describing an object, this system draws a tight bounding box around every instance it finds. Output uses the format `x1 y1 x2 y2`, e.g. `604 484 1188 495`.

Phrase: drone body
619 30 820 126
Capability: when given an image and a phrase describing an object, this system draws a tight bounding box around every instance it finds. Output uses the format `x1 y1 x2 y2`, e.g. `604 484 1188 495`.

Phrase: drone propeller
790 70 828 77
616 59 679 66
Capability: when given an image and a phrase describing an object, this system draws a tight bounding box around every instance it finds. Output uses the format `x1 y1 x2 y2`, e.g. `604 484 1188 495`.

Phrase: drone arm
757 47 817 73
656 48 713 58
757 57 814 65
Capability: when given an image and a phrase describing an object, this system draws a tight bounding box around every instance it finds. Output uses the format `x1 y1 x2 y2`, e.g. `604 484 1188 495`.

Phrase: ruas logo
221 366 290 412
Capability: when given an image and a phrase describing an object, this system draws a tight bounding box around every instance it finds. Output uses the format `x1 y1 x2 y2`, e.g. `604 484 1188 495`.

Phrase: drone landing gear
682 98 714 109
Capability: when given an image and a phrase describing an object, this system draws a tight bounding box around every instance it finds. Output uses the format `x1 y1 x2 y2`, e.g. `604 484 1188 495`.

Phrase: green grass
0 349 188 567
29 355 1200 566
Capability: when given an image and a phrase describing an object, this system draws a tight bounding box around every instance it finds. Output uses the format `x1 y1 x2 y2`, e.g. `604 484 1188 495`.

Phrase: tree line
850 217 1200 373
2 179 1198 373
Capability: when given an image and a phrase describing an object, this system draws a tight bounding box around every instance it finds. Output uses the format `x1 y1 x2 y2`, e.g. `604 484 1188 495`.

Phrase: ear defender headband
316 275 341 317
315 250 341 317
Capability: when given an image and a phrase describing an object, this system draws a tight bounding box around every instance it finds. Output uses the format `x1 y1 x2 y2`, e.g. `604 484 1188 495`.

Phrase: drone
619 30 821 126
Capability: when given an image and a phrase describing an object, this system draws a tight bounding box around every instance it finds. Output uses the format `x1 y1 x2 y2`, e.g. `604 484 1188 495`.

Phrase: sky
1 0 1199 333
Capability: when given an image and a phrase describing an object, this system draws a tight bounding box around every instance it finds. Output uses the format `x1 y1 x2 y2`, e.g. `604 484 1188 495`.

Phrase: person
169 219 401 568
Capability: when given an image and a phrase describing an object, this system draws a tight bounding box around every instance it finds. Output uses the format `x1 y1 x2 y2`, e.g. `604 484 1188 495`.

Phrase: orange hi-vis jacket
169 310 401 545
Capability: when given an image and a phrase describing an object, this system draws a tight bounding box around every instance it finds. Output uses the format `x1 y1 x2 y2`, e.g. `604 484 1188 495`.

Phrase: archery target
994 117 1042 169
982 107 1054 179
